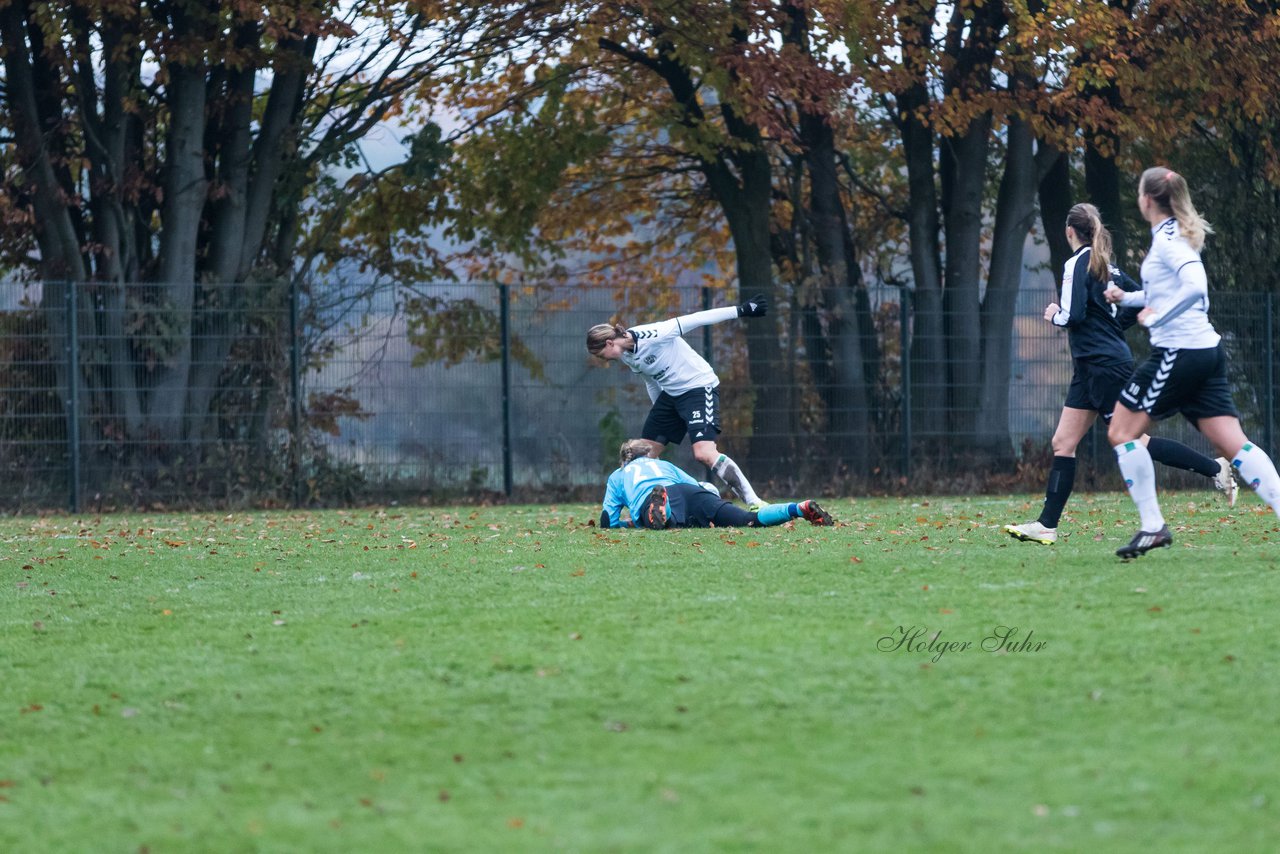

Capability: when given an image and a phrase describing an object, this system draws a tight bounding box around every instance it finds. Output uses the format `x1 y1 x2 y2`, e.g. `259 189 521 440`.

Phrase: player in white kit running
1105 167 1280 558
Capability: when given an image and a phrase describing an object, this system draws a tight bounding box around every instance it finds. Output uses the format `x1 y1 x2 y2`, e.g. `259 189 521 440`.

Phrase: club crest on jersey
643 355 657 365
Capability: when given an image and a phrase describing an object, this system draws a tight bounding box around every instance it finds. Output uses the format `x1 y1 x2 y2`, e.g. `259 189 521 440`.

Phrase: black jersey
1049 247 1141 366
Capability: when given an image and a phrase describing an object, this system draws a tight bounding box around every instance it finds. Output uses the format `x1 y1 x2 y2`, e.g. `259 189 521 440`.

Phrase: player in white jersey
1103 167 1280 558
587 294 769 508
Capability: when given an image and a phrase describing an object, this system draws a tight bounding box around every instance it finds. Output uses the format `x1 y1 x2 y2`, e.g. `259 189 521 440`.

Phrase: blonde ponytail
1139 167 1213 251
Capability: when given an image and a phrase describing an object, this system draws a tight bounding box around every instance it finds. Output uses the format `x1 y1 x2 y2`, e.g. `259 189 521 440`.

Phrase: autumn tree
0 0 523 473
408 0 895 479
861 0 1062 462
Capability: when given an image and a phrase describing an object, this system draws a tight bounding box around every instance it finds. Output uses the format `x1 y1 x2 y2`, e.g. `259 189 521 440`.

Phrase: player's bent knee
1107 425 1138 446
691 446 719 466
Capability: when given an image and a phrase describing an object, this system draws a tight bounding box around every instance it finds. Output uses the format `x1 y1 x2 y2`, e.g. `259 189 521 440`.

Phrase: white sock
711 454 761 506
1234 442 1280 518
1115 440 1165 531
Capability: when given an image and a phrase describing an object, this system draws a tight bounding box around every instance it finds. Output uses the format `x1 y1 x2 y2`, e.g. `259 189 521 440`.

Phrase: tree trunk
0 0 91 462
77 18 146 438
802 111 869 472
1085 143 1126 267
240 35 317 278
149 62 209 441
0 1 87 283
706 147 789 479
936 0 1004 455
1038 149 1073 285
896 81 947 442
941 116 992 441
188 25 259 441
976 117 1042 459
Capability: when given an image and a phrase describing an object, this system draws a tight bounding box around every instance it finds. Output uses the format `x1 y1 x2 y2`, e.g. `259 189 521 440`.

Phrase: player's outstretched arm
670 293 769 336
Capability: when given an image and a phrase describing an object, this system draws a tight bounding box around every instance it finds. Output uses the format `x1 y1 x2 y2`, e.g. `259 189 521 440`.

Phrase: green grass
4 493 1280 852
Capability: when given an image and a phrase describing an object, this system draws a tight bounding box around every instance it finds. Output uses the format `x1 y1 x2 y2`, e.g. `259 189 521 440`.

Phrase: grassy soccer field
4 493 1279 852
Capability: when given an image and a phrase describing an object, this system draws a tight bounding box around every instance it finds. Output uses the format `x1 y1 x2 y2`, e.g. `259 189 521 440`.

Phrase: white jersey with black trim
619 306 738 400
1134 217 1221 349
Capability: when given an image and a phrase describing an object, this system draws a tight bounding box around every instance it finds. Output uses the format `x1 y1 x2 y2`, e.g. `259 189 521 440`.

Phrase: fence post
899 288 912 481
66 281 82 513
289 278 302 508
499 283 513 496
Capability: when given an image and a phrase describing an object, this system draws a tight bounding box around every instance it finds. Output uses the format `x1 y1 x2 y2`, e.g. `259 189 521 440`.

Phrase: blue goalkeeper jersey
601 457 700 528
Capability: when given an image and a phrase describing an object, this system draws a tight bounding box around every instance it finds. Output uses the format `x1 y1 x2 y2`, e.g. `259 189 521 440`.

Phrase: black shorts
1118 345 1239 423
1064 360 1132 420
641 483 755 528
641 386 722 447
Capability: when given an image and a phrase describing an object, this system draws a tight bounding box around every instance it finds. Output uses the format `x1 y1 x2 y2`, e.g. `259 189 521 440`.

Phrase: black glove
737 294 768 318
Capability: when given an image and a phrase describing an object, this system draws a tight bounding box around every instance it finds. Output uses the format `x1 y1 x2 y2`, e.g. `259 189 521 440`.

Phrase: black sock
1146 437 1218 477
1038 456 1077 529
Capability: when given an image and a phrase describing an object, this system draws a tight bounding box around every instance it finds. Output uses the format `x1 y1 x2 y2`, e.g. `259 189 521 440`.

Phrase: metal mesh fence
0 279 1275 512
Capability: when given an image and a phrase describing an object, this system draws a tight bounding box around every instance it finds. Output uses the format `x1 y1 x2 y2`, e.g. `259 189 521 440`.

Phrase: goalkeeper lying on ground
599 439 833 529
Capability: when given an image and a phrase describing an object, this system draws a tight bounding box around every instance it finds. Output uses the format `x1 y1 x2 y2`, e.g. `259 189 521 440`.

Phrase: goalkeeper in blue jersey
599 440 833 530
587 294 768 510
